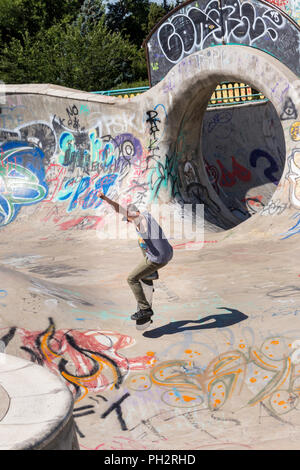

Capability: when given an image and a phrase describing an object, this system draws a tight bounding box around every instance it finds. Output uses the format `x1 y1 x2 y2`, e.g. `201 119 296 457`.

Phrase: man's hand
97 191 122 214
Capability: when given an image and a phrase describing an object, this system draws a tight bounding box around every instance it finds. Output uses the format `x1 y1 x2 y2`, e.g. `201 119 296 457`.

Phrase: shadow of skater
143 307 248 338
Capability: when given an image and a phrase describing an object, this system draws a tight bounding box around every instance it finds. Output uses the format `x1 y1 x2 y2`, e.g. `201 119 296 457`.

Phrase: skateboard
135 271 158 331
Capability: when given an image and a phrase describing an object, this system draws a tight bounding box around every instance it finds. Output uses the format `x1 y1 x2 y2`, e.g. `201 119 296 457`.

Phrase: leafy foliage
0 0 84 43
0 0 174 90
148 2 168 33
105 0 151 48
0 18 146 91
75 0 105 35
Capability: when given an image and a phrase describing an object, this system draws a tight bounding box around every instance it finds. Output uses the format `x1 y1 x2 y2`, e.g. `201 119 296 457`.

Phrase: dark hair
122 203 140 221
127 203 139 215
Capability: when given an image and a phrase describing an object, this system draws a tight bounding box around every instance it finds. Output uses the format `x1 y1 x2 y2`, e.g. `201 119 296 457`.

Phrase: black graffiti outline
249 149 280 184
267 286 300 298
157 0 284 64
280 97 298 121
100 392 130 431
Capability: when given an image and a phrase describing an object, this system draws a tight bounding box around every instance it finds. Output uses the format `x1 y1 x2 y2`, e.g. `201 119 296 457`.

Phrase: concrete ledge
3 83 117 105
0 353 79 450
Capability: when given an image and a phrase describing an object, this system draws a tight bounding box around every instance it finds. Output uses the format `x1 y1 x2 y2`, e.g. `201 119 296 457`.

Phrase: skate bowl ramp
0 353 79 450
0 0 300 451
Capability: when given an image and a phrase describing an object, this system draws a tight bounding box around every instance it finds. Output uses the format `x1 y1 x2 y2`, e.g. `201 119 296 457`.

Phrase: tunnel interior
170 77 286 231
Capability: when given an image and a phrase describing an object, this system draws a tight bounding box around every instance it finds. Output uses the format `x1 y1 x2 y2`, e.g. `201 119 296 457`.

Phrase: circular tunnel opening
202 82 286 226
173 76 286 232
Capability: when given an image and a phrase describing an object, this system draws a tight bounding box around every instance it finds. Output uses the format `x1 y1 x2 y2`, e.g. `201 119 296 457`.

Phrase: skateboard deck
135 271 158 331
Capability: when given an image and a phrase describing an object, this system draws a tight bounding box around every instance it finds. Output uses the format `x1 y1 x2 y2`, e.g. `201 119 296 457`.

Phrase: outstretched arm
97 191 127 217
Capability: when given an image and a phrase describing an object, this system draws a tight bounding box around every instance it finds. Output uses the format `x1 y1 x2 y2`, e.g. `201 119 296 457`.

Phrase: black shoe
136 317 153 331
131 308 153 321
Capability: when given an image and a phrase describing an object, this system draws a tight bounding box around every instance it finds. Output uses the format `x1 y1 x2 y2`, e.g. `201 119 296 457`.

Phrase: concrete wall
0 46 299 235
0 353 79 450
202 101 286 224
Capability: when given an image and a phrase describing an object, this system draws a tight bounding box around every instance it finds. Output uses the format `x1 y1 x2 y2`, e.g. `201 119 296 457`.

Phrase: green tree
105 0 151 48
0 0 84 44
75 0 105 35
0 17 147 91
147 2 168 34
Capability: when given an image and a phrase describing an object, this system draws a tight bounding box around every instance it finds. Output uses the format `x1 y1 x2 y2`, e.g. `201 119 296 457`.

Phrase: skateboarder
97 192 173 324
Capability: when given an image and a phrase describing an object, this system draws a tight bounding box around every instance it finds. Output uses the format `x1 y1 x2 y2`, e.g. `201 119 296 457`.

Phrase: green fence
93 82 268 107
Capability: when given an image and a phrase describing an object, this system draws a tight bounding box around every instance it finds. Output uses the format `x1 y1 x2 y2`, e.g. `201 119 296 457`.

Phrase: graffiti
206 110 234 135
79 104 90 116
18 122 57 165
267 0 289 9
250 149 280 184
30 279 94 306
57 215 103 231
267 285 300 297
204 159 219 194
0 318 157 403
56 125 143 180
290 121 300 141
145 105 168 176
157 0 284 65
57 173 118 213
0 114 149 227
0 289 7 298
148 149 181 202
146 110 161 139
186 182 218 214
147 0 300 85
287 149 300 208
282 0 300 25
242 196 265 215
0 288 7 309
124 179 149 207
173 240 218 249
100 392 131 431
125 336 300 419
260 199 287 215
55 105 85 132
217 157 252 188
66 104 81 131
280 97 298 120
0 105 25 129
202 100 286 224
291 340 300 364
281 212 300 239
0 141 48 226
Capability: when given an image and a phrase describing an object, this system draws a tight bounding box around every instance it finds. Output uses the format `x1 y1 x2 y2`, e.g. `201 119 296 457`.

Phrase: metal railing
93 82 268 107
93 86 150 99
209 82 267 107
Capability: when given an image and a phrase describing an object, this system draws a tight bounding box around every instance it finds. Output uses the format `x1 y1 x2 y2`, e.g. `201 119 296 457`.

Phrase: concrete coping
0 353 77 450
3 84 118 105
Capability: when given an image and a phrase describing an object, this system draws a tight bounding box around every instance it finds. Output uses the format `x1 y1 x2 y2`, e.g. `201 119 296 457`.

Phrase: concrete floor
0 44 299 450
0 209 299 450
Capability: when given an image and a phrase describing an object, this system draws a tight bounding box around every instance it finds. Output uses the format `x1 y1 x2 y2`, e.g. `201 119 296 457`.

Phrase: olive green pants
127 255 167 311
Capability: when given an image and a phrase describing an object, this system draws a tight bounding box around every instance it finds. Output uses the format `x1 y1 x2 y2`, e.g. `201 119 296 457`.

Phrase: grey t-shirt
136 211 173 264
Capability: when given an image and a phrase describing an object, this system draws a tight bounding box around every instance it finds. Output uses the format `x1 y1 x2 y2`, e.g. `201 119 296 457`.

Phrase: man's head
122 203 140 222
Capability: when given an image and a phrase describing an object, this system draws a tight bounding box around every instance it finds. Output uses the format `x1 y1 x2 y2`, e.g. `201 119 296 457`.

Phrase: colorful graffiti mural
267 0 300 26
0 318 156 404
0 116 149 227
287 149 300 209
2 318 300 442
0 141 48 225
130 337 300 416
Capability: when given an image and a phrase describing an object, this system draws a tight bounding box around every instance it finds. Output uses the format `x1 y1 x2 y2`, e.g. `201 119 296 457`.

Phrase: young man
98 192 173 322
